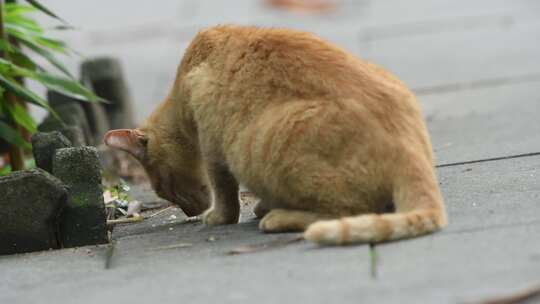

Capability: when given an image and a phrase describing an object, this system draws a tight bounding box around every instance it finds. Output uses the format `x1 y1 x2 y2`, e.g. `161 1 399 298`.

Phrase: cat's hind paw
259 209 322 233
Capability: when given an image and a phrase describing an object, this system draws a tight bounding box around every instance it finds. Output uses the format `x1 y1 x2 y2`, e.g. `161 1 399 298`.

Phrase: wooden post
0 0 25 171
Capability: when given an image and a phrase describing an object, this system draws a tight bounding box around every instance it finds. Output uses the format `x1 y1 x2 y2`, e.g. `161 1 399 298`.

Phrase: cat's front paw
203 208 238 226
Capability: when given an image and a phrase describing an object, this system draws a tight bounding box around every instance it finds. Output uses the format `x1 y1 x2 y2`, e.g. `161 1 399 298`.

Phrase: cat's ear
104 129 148 159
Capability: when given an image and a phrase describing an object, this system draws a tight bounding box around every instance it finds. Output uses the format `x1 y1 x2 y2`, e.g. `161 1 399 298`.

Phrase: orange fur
104 25 447 245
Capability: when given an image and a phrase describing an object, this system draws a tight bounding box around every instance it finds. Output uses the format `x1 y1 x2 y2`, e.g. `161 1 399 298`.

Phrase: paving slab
438 155 540 233
368 155 540 303
2 154 540 304
359 22 540 90
420 81 540 165
0 219 373 304
370 223 540 304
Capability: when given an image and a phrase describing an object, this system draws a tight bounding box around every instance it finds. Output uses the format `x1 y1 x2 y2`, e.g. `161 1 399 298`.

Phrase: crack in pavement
414 73 540 96
436 151 540 168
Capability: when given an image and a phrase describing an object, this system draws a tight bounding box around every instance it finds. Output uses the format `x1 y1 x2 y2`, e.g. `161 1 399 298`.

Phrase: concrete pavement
3 1 540 303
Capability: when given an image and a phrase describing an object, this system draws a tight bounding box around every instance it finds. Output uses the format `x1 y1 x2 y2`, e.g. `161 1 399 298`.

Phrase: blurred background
31 0 540 124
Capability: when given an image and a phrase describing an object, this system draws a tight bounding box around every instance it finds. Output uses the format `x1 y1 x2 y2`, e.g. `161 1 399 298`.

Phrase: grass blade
104 241 116 269
369 243 377 279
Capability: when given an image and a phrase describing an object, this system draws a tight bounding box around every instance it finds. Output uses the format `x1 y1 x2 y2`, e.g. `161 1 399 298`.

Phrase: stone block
81 57 135 129
0 169 68 255
53 146 108 247
61 125 87 147
81 101 110 145
46 90 93 145
31 131 72 173
38 117 86 147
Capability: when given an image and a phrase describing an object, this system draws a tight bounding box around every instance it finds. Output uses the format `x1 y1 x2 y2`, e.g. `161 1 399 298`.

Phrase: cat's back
185 26 424 142
195 25 412 102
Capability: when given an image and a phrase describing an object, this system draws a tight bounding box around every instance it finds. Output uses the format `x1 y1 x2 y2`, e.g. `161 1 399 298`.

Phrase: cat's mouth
146 168 210 217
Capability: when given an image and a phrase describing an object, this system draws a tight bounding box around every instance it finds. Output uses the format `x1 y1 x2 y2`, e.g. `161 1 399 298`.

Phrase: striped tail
304 162 448 245
304 208 447 245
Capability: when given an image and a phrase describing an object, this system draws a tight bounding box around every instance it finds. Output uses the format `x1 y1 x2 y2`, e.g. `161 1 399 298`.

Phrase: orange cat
105 25 447 245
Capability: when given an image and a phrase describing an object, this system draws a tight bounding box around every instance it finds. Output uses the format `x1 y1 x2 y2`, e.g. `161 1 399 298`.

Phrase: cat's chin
170 191 210 217
178 202 208 217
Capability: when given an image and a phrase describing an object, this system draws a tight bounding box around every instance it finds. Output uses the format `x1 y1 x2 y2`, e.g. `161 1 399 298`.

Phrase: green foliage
106 180 131 203
1 152 36 175
0 118 29 148
0 1 102 172
23 0 68 24
104 180 132 217
0 163 10 175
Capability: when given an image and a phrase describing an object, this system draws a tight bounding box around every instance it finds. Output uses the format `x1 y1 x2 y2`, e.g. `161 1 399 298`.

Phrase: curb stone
31 131 72 173
0 169 68 255
53 146 109 247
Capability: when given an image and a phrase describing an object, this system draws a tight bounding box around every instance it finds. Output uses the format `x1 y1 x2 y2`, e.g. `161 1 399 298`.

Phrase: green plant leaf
23 0 68 25
5 102 37 133
0 39 45 71
50 24 76 31
0 165 11 176
0 57 102 103
9 51 37 70
5 15 44 34
33 71 104 103
25 157 36 169
16 37 74 78
0 73 55 116
0 120 31 149
7 26 67 54
35 36 67 53
0 39 15 53
5 4 36 16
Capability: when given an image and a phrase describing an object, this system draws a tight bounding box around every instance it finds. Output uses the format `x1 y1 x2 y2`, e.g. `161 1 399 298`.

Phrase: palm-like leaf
23 0 68 25
0 58 103 103
0 119 31 149
16 38 73 77
0 72 55 115
5 101 36 133
0 1 102 166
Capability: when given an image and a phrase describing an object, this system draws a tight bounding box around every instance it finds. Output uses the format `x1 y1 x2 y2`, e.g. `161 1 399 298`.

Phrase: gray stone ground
3 1 540 303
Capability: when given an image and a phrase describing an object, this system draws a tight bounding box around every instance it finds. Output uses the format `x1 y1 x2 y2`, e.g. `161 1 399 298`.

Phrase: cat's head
104 128 210 216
